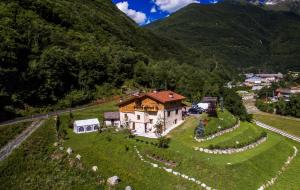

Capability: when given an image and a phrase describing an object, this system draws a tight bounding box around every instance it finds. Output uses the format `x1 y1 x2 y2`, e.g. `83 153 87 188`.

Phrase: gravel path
254 120 300 143
0 120 45 161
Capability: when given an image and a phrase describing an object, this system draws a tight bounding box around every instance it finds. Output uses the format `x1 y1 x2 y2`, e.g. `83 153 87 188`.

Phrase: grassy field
200 122 265 149
1 102 300 190
254 113 300 137
0 119 102 190
204 109 237 136
0 121 32 148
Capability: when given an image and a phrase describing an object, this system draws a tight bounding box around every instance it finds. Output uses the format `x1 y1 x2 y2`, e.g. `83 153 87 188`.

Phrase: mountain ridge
146 2 300 71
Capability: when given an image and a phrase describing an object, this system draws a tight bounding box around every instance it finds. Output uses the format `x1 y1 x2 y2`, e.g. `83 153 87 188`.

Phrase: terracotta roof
147 90 186 103
118 90 185 106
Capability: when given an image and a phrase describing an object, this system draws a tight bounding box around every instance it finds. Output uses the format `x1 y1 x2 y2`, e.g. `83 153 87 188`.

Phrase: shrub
106 136 112 142
157 137 171 148
124 145 129 152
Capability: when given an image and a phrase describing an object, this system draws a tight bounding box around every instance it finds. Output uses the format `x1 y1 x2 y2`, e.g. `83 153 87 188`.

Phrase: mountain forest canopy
0 0 237 121
1 0 299 121
146 1 300 72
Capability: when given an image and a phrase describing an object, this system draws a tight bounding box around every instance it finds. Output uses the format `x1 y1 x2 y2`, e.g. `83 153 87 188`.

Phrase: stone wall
257 146 298 190
195 120 240 142
194 137 267 154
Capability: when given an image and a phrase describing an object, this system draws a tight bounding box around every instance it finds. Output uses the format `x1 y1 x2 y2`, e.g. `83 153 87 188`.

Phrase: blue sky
112 0 221 25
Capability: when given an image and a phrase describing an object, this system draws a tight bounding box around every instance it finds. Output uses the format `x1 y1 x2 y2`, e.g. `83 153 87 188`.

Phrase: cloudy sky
112 0 221 25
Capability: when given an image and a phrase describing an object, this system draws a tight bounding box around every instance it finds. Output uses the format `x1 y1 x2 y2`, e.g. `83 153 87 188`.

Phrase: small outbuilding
104 112 120 127
73 118 100 134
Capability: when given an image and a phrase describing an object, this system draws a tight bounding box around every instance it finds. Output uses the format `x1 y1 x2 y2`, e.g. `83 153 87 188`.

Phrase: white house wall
120 108 183 134
164 109 183 129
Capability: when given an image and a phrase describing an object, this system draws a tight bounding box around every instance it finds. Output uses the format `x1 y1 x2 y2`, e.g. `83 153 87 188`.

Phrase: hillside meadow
1 102 300 189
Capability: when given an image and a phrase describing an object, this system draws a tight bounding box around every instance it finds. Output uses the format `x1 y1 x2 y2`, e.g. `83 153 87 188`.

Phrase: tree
153 116 164 136
68 111 74 129
55 115 60 140
287 95 300 117
275 98 287 115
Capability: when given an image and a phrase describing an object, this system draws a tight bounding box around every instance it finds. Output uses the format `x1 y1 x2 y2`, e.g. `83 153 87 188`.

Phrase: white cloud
154 0 200 13
116 1 147 25
151 6 157 13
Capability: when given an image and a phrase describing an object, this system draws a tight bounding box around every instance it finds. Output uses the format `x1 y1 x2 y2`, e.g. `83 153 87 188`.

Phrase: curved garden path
254 120 300 143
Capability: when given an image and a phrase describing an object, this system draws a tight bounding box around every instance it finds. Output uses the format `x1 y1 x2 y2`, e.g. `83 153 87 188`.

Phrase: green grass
0 121 31 148
61 103 300 189
204 109 237 136
254 113 300 137
2 102 300 190
0 119 101 190
200 122 265 149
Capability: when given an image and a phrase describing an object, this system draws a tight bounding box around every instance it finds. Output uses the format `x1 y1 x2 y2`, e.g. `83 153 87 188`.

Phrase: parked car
188 107 202 114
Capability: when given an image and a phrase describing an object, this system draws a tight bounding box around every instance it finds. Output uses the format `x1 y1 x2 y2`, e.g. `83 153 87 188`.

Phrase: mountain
1 0 236 121
146 2 300 72
264 0 300 14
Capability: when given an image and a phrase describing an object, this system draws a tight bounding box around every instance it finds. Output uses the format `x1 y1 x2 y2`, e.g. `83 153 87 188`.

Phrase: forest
0 0 240 121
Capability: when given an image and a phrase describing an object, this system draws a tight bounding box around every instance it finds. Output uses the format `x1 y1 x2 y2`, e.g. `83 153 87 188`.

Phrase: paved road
254 120 300 143
0 104 95 126
0 120 45 161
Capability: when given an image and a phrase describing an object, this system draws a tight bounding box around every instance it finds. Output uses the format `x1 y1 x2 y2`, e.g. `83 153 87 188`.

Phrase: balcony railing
134 105 158 112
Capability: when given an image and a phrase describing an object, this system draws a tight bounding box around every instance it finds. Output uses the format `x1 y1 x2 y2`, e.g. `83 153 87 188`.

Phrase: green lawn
0 121 32 148
1 102 300 190
204 109 237 136
254 113 300 137
0 119 101 190
200 122 265 149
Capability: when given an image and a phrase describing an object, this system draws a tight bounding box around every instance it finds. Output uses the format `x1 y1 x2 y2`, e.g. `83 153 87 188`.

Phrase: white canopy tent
73 118 100 134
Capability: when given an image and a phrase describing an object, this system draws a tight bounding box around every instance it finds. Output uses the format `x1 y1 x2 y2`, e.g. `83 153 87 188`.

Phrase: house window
79 127 84 132
175 109 178 115
167 111 171 117
175 119 177 124
94 125 99 130
149 119 153 124
137 115 140 120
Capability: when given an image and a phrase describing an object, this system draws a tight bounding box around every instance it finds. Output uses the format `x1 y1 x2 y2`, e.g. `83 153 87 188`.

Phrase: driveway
0 120 45 161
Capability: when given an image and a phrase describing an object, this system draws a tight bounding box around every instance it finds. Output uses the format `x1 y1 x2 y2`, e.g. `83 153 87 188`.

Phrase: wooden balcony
134 105 158 112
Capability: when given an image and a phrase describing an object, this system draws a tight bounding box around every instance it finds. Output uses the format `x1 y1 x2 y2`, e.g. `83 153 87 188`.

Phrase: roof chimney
169 93 174 98
153 90 158 93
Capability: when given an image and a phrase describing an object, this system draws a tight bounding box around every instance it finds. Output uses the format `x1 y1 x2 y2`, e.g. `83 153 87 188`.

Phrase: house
104 112 121 127
244 76 266 86
73 118 100 134
256 73 283 80
243 73 283 88
276 86 300 98
118 90 186 138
